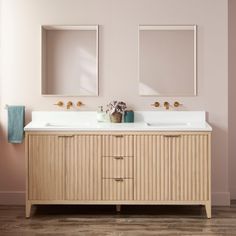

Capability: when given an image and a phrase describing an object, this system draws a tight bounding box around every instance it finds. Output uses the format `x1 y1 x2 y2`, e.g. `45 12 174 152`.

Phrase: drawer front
102 156 133 178
102 135 133 157
102 178 133 201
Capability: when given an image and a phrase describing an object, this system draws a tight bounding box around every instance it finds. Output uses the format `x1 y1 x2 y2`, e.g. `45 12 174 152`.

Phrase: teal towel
8 106 25 144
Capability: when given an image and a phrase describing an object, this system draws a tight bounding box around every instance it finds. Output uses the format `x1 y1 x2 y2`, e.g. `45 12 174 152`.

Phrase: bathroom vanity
24 111 212 218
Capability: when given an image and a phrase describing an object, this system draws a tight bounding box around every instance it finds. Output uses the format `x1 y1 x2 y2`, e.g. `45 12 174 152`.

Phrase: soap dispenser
97 106 106 122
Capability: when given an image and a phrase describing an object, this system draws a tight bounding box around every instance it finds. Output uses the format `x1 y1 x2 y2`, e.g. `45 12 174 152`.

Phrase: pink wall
229 0 236 199
0 0 229 205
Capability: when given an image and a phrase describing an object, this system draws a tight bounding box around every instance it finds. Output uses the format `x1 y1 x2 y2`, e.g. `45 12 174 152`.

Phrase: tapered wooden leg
25 201 32 218
116 205 121 212
205 202 211 219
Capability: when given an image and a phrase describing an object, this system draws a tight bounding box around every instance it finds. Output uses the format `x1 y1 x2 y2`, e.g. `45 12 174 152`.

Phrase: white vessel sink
24 111 212 131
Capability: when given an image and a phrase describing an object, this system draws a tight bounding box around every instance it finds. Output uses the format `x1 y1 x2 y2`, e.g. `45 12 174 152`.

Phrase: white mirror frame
41 25 99 96
138 25 197 97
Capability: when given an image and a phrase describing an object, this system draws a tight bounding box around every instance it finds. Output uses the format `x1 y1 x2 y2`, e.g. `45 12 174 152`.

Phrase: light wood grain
102 135 133 157
134 134 210 203
28 135 64 201
102 156 133 178
29 200 208 205
66 135 102 201
102 178 133 201
25 133 31 218
26 131 211 218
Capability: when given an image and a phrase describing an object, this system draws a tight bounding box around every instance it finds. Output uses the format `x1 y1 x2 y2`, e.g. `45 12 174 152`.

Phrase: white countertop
24 111 212 132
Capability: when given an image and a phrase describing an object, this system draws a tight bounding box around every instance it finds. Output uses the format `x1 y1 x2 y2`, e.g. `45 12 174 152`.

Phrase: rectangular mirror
139 25 197 96
42 25 99 96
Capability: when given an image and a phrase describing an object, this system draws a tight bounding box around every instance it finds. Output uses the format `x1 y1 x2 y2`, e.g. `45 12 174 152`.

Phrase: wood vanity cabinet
25 132 211 218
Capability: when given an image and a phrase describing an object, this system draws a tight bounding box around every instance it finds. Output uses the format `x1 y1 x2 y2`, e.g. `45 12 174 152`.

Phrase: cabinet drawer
102 156 133 178
102 135 133 157
102 178 133 200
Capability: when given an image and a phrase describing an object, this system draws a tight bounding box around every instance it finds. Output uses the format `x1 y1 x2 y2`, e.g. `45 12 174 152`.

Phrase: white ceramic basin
96 122 147 128
45 122 147 129
45 122 91 128
146 122 191 127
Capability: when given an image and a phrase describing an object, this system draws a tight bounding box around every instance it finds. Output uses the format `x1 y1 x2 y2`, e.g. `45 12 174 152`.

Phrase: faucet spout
164 102 170 110
66 101 73 109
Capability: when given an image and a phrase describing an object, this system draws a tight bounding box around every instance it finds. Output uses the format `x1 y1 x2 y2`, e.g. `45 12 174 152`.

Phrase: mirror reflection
139 25 197 96
42 25 99 96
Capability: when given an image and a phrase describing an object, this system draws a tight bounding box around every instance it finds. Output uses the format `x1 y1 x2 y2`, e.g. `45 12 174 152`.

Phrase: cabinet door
28 135 67 200
134 134 210 201
66 135 102 200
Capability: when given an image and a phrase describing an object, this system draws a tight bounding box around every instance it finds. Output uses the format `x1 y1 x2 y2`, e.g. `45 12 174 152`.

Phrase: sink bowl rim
146 122 192 127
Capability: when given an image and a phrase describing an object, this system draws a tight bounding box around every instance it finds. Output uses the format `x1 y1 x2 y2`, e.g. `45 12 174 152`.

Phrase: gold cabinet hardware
77 101 84 107
114 156 124 160
58 135 74 138
66 101 73 109
114 135 124 138
164 135 181 138
54 101 64 107
114 178 124 182
163 102 170 110
151 102 160 108
174 101 182 108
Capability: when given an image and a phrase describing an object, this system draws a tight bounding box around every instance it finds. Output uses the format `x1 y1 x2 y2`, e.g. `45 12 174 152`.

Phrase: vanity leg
116 205 121 213
205 202 211 219
25 201 32 218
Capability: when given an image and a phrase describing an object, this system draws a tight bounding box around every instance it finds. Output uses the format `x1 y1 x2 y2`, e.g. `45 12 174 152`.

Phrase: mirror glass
42 25 99 96
139 25 197 96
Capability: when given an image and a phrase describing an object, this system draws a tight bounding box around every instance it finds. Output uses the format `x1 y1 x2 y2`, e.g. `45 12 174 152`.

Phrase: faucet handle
173 101 182 108
151 102 160 108
54 101 64 107
77 101 84 107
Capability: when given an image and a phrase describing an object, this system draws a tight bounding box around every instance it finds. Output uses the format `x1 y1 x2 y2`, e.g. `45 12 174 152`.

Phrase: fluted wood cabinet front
66 135 102 200
28 135 66 200
102 134 133 157
102 134 134 200
134 134 210 202
26 131 211 218
27 134 102 203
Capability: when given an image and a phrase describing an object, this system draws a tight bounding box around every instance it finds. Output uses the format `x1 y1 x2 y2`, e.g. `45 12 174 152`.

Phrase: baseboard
212 192 231 206
230 187 236 200
0 191 25 205
0 191 231 206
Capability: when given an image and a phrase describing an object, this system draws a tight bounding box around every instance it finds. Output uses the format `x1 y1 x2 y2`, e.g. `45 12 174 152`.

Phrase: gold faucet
164 102 170 110
66 101 73 109
54 101 64 107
